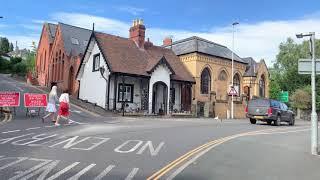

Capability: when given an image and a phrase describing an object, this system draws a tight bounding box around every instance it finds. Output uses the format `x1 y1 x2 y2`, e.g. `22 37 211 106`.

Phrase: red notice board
24 93 47 107
0 92 20 107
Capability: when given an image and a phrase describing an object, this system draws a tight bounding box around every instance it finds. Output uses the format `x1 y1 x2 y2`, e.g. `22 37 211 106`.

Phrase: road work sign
24 93 47 107
0 92 20 107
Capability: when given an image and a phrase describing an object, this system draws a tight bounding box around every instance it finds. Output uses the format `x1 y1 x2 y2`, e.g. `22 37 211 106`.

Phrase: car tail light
268 107 272 116
245 106 248 113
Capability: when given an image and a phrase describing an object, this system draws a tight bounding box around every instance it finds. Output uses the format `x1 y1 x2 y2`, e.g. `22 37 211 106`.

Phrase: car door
280 103 288 121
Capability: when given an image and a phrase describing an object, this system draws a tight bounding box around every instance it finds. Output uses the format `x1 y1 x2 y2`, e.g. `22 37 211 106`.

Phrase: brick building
35 22 91 96
164 36 269 118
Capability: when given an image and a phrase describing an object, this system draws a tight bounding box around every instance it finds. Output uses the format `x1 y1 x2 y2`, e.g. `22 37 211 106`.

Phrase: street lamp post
296 32 318 155
231 22 239 119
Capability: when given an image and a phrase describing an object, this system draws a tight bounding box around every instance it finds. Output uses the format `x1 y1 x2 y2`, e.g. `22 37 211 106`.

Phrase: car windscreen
248 99 270 107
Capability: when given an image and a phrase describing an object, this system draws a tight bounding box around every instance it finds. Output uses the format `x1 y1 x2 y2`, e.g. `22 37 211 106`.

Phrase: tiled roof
166 36 246 64
94 32 195 82
243 57 258 77
59 23 92 56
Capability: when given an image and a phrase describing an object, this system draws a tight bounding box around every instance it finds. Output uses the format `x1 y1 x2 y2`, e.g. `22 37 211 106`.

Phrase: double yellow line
0 107 13 124
147 126 308 180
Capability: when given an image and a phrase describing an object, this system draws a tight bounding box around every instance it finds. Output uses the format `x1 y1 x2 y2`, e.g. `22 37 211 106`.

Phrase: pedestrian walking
42 85 58 123
55 90 72 126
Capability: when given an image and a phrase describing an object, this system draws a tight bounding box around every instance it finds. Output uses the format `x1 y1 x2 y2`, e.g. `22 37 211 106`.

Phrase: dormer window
71 37 79 45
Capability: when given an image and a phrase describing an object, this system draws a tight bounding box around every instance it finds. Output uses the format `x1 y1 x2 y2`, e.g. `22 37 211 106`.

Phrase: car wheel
289 115 295 126
267 120 272 125
250 118 257 124
274 116 281 126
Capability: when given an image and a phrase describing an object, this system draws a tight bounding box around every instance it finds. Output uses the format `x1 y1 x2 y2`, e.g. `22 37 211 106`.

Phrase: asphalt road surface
0 74 320 180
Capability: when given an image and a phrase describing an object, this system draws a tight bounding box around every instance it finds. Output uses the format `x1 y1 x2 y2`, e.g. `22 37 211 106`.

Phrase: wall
78 39 108 108
171 82 182 111
36 25 52 86
148 64 172 114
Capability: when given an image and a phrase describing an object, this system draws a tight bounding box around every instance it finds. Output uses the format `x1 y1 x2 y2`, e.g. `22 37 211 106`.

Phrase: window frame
233 73 241 96
92 53 100 72
118 84 134 103
200 68 211 94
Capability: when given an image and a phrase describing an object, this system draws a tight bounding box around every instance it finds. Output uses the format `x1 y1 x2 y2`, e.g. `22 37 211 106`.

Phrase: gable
147 56 175 75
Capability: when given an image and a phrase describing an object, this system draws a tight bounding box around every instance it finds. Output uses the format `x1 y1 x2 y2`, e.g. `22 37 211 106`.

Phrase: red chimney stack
129 19 145 49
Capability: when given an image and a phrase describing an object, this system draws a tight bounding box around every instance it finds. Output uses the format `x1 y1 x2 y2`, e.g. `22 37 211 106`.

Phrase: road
0 74 320 180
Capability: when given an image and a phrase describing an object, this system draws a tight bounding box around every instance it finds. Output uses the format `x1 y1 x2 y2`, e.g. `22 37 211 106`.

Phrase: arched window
259 75 265 97
233 73 240 96
200 68 211 94
218 70 227 81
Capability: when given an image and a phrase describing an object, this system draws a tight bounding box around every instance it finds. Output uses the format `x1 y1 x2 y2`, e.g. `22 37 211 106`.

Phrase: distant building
7 42 30 60
164 36 269 118
35 22 91 96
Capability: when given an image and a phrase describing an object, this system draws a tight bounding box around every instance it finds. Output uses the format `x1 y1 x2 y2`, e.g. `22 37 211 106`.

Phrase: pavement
0 73 320 180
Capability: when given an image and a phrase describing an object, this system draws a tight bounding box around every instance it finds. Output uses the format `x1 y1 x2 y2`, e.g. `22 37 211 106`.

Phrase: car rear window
249 99 270 106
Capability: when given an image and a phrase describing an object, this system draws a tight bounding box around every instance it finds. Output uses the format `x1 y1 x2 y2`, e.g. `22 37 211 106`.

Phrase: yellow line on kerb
147 126 307 180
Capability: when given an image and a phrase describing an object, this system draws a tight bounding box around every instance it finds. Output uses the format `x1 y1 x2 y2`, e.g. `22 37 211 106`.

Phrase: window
233 73 240 96
170 88 175 104
200 68 211 94
259 75 265 97
218 70 227 81
118 84 134 103
93 53 100 72
71 37 79 45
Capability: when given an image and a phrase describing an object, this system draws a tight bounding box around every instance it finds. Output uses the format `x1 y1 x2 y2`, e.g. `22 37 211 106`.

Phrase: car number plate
254 116 263 119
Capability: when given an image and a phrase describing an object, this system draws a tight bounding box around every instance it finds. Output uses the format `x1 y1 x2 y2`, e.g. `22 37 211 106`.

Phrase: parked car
245 98 295 126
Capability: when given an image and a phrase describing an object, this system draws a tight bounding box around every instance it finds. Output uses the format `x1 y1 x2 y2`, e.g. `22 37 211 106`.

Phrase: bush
0 57 10 73
11 62 27 76
290 86 311 110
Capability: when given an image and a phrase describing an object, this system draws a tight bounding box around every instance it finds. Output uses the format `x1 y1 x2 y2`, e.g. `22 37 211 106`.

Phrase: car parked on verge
245 98 295 126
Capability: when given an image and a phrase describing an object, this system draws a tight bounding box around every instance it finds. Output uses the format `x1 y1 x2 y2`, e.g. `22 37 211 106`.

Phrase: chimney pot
129 19 146 48
163 37 173 46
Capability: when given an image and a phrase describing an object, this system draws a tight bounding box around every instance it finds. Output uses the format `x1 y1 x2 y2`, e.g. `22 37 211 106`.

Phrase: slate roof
242 57 258 77
59 23 92 56
45 23 57 43
166 36 246 64
90 32 195 83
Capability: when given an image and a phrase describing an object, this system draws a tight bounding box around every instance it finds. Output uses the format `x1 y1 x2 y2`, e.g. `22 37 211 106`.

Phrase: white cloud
114 5 145 15
10 12 320 67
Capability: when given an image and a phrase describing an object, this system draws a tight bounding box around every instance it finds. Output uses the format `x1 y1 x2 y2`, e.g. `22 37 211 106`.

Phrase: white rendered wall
79 39 109 108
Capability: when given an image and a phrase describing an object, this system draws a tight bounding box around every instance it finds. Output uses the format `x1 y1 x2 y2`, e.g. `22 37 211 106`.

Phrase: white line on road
67 163 96 180
26 127 41 131
2 130 21 134
125 168 139 180
94 165 115 180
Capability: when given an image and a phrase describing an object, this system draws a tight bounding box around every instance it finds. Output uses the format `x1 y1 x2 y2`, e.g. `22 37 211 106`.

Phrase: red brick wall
36 24 81 97
36 25 52 86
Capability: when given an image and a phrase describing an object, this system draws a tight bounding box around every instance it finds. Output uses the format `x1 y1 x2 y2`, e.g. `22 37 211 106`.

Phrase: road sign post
297 32 318 155
278 91 289 103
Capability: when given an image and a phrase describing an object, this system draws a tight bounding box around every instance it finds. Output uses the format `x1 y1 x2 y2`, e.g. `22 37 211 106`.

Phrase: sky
1 0 320 66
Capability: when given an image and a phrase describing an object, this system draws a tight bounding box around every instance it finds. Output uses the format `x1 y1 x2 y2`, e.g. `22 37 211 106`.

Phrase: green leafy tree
0 57 10 73
9 42 14 52
25 51 35 73
0 37 10 53
290 86 311 110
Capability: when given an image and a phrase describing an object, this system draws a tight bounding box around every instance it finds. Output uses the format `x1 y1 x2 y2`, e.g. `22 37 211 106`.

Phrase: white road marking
19 160 60 180
46 162 80 180
125 168 139 180
94 165 115 180
25 127 41 131
0 157 28 170
2 130 21 134
114 140 144 153
8 158 52 180
67 163 96 180
136 141 165 156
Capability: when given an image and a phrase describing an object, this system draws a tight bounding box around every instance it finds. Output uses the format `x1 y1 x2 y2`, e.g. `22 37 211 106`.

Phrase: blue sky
1 0 320 66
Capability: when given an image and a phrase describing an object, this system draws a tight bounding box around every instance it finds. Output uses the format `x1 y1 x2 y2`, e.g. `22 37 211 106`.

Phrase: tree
9 42 14 52
271 38 320 109
0 37 10 53
25 51 35 73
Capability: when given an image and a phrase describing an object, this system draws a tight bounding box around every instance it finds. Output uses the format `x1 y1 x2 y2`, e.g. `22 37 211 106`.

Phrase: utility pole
296 32 318 155
231 22 239 119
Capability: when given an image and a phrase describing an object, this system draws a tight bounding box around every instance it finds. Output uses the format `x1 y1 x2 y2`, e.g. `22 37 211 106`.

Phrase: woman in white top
42 86 58 123
55 89 72 126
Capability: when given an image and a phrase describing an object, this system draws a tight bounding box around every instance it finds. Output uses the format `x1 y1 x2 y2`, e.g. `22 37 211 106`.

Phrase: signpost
298 59 320 74
278 91 289 103
24 93 47 116
228 86 238 96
